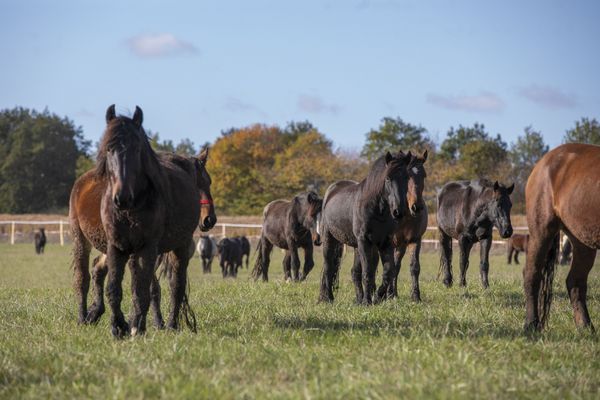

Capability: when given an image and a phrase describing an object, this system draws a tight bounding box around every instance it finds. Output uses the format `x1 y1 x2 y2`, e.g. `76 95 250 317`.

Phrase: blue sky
1 0 599 152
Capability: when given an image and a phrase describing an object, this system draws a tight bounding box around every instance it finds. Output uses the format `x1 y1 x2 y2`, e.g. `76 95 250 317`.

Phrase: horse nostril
411 204 418 213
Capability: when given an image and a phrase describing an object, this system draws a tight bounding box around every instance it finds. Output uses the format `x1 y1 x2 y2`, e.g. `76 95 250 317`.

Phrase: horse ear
132 106 143 128
198 146 209 164
507 183 515 195
106 104 116 124
385 151 393 164
493 181 500 192
422 150 428 163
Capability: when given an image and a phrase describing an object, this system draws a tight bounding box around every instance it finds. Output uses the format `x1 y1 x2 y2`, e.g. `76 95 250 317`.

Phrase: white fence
0 220 528 247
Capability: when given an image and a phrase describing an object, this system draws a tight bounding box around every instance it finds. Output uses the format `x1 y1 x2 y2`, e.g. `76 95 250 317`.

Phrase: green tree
563 117 600 144
0 107 90 213
361 117 434 162
175 138 197 156
509 126 548 211
148 131 175 153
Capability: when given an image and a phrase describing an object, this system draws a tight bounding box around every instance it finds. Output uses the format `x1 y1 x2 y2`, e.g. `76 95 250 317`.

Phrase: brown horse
524 143 600 332
69 105 216 337
507 233 529 264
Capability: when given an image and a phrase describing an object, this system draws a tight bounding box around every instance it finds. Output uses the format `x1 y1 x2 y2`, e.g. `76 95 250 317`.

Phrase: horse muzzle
200 215 217 232
392 208 404 220
500 226 513 239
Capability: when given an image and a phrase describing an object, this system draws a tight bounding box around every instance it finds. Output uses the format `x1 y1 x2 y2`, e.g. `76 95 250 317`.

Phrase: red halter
200 199 213 206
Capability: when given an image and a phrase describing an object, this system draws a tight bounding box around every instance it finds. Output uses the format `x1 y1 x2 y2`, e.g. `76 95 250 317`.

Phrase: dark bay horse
507 233 529 264
438 179 514 289
235 236 251 268
318 151 412 305
377 151 428 302
252 191 322 282
218 237 243 278
34 228 46 254
524 143 600 331
69 105 216 337
197 235 218 273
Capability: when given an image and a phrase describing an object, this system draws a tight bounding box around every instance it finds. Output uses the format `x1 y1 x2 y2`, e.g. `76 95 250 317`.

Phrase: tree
174 138 197 156
439 123 503 161
361 117 434 162
563 117 600 145
509 126 549 211
0 107 90 213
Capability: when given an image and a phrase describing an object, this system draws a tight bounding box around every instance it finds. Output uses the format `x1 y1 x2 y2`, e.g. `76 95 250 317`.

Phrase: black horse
437 179 514 289
318 151 412 305
197 235 217 273
252 191 322 282
234 236 251 268
218 237 243 278
34 228 46 254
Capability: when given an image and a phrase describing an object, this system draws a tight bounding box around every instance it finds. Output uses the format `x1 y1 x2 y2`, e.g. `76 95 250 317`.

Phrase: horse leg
166 246 191 330
507 244 513 264
440 230 453 287
358 238 378 305
389 245 406 299
289 246 301 282
514 250 520 265
318 232 342 303
129 247 156 336
479 237 492 289
282 251 292 282
261 240 273 282
458 237 473 287
351 250 364 304
149 273 164 329
375 245 396 303
566 238 596 331
106 245 129 338
86 254 108 324
408 241 422 302
300 244 315 281
72 226 91 324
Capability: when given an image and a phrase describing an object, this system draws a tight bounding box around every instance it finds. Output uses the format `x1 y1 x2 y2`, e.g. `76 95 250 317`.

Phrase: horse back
322 180 360 247
69 170 108 253
437 180 484 239
262 200 292 249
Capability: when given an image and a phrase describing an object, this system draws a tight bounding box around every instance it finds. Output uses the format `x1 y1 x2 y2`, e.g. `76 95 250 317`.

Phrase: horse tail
251 235 264 280
538 233 560 329
179 277 198 333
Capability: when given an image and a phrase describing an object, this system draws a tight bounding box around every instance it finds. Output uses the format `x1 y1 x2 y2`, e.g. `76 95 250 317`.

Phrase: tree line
0 106 598 214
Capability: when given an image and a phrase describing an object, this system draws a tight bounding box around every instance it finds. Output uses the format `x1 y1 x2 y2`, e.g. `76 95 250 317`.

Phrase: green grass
0 243 599 399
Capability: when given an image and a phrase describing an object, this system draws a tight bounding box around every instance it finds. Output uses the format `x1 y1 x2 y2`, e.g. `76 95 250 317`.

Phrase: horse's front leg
351 250 364 304
357 237 378 305
375 245 395 303
479 237 492 289
129 247 157 336
106 245 129 338
408 241 422 302
289 245 301 282
300 243 315 281
166 246 191 330
86 254 108 324
458 237 474 287
150 273 164 329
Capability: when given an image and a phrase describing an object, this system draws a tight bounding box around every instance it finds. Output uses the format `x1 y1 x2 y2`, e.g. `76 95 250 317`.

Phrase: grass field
1 243 599 399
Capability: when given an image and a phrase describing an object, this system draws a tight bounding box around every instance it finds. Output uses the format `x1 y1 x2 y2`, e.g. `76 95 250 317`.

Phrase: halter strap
200 199 213 205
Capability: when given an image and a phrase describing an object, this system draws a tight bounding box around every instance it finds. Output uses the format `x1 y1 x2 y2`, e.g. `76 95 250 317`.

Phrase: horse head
383 150 412 220
407 150 428 217
193 147 217 232
303 191 323 246
489 181 514 238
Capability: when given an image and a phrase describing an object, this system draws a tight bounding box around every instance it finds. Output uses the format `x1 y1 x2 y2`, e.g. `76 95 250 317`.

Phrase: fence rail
0 220 529 247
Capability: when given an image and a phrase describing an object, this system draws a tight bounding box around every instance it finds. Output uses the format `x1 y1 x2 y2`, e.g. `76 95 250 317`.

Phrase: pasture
1 242 599 399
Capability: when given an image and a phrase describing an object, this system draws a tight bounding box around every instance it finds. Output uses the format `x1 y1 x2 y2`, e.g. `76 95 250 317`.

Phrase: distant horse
34 228 46 254
438 179 514 289
377 151 428 302
218 237 242 278
252 191 322 282
69 105 216 337
197 235 217 273
524 143 600 331
235 236 251 268
507 233 529 264
559 236 572 266
318 151 412 304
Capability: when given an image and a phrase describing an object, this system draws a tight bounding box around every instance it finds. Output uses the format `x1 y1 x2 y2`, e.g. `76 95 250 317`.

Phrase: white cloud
517 84 577 109
297 94 340 114
427 91 505 113
127 33 198 58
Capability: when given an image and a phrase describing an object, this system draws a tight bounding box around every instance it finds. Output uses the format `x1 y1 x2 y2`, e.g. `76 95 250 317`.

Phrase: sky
1 0 599 153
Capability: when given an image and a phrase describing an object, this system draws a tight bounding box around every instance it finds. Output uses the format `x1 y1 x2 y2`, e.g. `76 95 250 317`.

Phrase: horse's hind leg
566 238 596 331
318 232 342 303
507 244 513 264
514 250 520 265
166 246 192 330
86 254 107 324
440 230 453 287
129 247 157 336
261 240 273 282
351 250 363 304
289 247 301 282
408 241 422 302
458 237 473 287
150 274 164 329
72 226 91 324
282 251 292 281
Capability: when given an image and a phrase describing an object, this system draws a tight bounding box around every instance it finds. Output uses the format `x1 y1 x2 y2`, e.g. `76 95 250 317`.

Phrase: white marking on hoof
130 327 138 336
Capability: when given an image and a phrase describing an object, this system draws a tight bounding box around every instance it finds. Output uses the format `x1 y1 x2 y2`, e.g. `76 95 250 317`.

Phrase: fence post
10 221 15 245
221 224 226 238
59 220 64 246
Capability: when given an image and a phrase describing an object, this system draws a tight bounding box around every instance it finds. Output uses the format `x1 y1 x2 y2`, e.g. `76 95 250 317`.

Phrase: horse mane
360 154 405 205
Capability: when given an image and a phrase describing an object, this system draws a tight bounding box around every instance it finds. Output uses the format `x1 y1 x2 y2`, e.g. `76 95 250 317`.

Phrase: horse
524 143 600 332
34 228 46 254
559 235 573 266
437 179 514 289
318 151 412 305
377 151 428 302
252 191 322 282
197 235 217 273
235 236 251 268
507 233 529 265
69 105 216 337
217 237 242 278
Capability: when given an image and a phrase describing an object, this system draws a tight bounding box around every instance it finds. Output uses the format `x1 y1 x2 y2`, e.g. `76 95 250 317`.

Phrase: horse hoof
318 294 334 304
411 293 421 303
443 279 452 288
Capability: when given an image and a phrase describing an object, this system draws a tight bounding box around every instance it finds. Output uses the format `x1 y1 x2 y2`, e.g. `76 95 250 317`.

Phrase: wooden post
221 224 226 238
10 222 15 245
59 220 64 246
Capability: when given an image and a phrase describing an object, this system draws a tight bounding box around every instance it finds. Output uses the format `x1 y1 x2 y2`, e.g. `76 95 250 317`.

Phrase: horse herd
67 105 600 337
